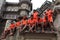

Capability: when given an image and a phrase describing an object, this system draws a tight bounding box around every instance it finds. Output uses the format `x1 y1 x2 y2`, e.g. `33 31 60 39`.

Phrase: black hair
11 20 14 24
17 17 23 20
23 16 28 20
33 10 37 13
44 12 46 13
47 8 51 11
31 15 33 17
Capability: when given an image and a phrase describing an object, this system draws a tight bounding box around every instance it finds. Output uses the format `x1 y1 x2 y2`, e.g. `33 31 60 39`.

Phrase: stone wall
3 33 57 40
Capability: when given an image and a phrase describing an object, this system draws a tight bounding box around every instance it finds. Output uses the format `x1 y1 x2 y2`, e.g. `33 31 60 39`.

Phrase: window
6 6 18 11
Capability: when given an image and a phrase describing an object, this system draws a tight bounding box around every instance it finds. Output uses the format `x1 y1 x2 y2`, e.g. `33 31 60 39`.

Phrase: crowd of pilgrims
1 9 55 39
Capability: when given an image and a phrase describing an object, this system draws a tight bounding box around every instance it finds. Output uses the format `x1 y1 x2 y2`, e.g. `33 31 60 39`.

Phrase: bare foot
42 30 44 32
30 30 33 32
51 30 54 33
34 30 36 32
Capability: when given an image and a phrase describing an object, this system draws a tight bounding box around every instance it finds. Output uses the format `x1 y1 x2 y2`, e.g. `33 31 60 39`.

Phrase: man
1 20 12 39
9 21 15 36
14 17 21 33
33 10 39 32
38 17 44 32
15 17 22 29
46 9 54 32
48 9 55 31
20 16 28 32
33 10 38 19
48 9 53 23
43 12 48 32
28 15 36 32
15 17 22 40
46 9 53 23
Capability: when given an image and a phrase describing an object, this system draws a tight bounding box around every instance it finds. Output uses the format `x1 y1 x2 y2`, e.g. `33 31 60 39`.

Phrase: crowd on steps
0 9 56 40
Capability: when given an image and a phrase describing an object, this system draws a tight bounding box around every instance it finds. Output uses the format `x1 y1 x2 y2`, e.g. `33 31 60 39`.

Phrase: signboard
4 14 18 19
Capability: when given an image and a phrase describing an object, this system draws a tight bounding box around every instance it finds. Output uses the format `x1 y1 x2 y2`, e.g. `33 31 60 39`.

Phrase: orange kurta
9 23 15 29
38 18 43 23
46 10 53 22
48 10 53 22
48 14 53 22
43 17 46 23
21 19 27 25
33 11 38 19
28 19 35 26
16 21 20 27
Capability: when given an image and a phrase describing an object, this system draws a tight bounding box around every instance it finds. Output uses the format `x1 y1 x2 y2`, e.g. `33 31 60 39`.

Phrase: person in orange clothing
38 17 44 32
1 28 10 39
9 21 15 36
45 9 55 31
33 10 38 19
28 15 36 32
1 21 15 39
15 17 22 28
33 10 39 32
48 9 55 31
13 17 22 35
46 9 53 22
43 13 48 32
48 9 53 22
20 16 28 32
10 22 15 29
43 16 48 31
16 21 20 27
